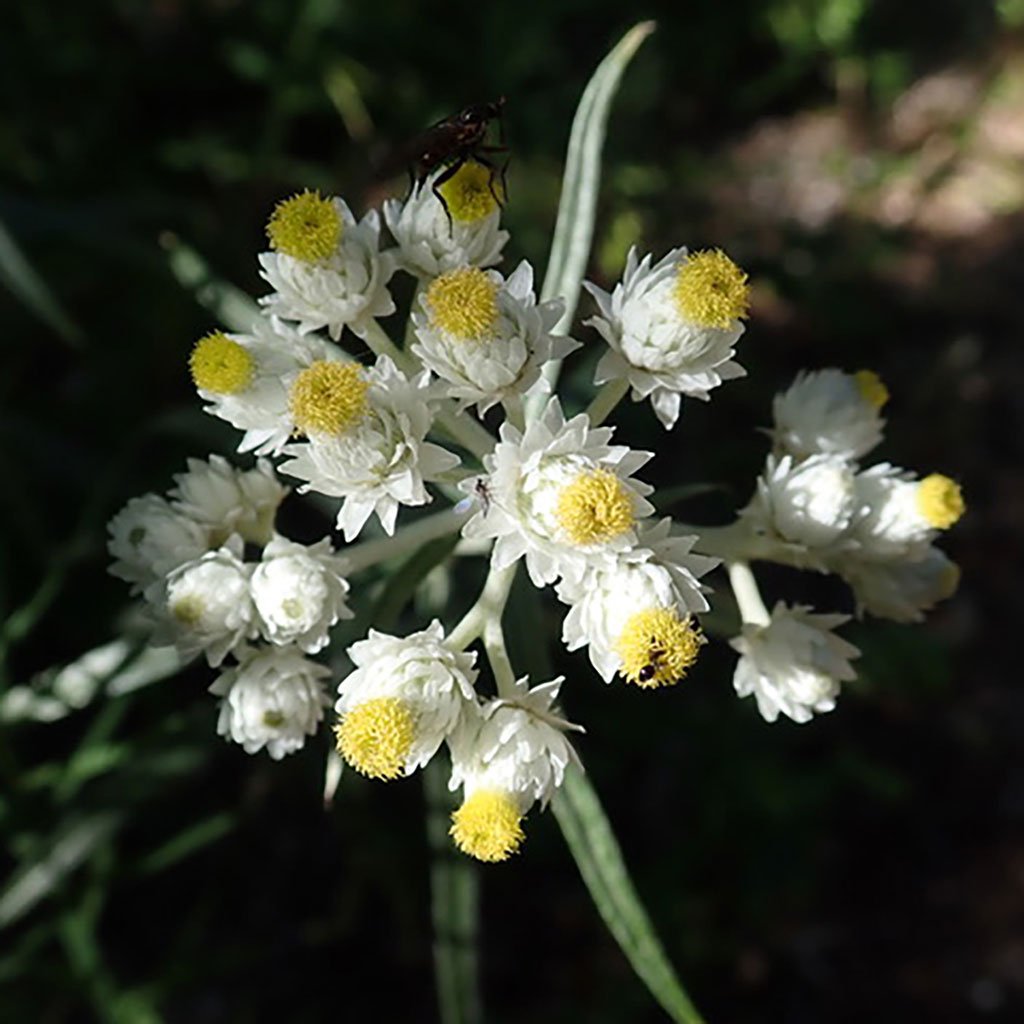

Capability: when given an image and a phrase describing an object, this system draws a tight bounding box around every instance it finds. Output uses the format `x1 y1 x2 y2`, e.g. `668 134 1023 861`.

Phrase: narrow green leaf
370 532 461 632
0 813 121 929
0 218 85 348
133 813 236 876
552 767 706 1024
540 21 656 330
424 759 481 1024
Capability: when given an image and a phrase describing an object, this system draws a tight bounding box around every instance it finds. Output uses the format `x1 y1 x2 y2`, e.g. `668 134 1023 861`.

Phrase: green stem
483 618 517 698
425 759 482 1024
586 377 630 427
342 507 467 575
445 562 519 689
405 280 424 348
727 561 771 627
502 393 525 433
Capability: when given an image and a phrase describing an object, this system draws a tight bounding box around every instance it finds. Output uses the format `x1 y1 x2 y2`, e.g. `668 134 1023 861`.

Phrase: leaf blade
552 767 706 1024
540 21 655 329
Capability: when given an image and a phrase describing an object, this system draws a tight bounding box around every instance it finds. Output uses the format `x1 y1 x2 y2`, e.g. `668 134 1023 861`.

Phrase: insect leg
469 150 509 207
431 157 464 235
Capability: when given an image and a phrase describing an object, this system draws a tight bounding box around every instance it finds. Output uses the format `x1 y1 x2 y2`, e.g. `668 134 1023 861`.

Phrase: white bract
169 455 287 547
461 398 654 587
743 453 858 553
731 603 859 724
410 261 576 413
383 161 509 278
210 647 330 759
192 318 338 457
259 197 396 341
772 368 887 462
107 494 210 593
849 464 945 560
334 621 478 779
449 677 582 809
279 355 460 541
585 246 749 429
837 546 960 622
159 541 255 666
558 520 717 682
446 678 582 862
250 535 352 653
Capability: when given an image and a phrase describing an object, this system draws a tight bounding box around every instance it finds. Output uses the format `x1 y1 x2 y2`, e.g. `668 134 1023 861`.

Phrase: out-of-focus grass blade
161 233 263 332
0 813 121 929
133 813 236 876
0 218 85 348
0 641 183 724
539 21 655 337
552 767 706 1024
424 759 481 1024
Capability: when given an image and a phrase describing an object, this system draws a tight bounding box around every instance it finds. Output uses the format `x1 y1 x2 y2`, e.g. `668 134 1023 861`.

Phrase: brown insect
406 98 509 228
637 644 666 684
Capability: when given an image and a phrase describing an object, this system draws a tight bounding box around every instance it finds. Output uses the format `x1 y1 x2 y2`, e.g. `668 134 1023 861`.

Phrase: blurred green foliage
1 0 1013 1021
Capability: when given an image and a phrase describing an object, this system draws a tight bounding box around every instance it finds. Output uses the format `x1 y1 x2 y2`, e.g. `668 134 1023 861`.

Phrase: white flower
169 455 287 547
190 317 338 457
334 620 478 779
838 546 960 622
250 535 352 653
731 603 859 724
772 368 888 462
210 647 330 759
107 494 210 593
849 465 964 561
159 540 256 666
558 520 717 683
460 398 654 588
258 196 396 341
447 677 582 862
742 453 858 556
410 261 576 413
383 160 509 278
278 355 460 541
585 246 749 429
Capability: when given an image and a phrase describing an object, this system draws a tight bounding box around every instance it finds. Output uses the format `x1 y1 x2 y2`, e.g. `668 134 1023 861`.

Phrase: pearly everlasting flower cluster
108 456 348 758
106 131 964 861
741 368 964 623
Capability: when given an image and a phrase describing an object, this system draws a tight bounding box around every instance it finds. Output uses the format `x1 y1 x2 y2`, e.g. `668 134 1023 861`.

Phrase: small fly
455 477 493 516
637 644 666 684
406 98 508 229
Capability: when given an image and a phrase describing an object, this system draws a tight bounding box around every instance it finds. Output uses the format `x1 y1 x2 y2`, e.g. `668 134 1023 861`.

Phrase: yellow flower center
854 369 889 409
189 331 255 395
449 790 525 862
614 607 705 688
673 249 750 329
170 595 205 627
335 697 415 780
437 160 504 223
425 267 499 340
555 468 635 546
262 710 285 728
266 190 341 263
289 361 369 436
916 474 965 529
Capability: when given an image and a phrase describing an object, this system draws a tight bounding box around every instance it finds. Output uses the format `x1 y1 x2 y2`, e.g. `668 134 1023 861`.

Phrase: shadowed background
2 0 1022 1021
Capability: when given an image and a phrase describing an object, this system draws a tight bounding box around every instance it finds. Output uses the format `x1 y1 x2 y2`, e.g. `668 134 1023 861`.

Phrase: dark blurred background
2 0 1022 1021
